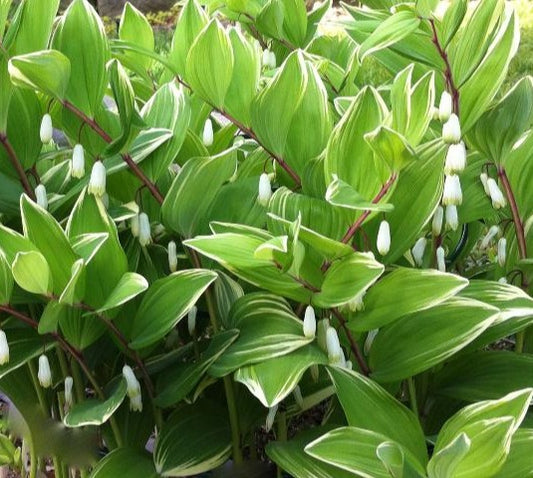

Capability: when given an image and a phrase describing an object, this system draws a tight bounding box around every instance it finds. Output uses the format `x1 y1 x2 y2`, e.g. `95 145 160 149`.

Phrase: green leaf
0 253 13 305
305 427 425 478
416 0 439 17
130 270 217 349
209 293 313 377
58 259 85 306
427 433 471 478
493 429 533 478
38 301 66 335
8 50 71 99
96 272 148 314
369 297 499 382
12 251 52 295
185 19 234 108
91 448 157 478
439 0 467 48
155 330 238 407
162 148 237 238
235 345 327 407
70 232 109 264
118 2 154 73
350 268 469 332
328 367 428 467
154 400 231 477
325 176 394 213
64 379 127 427
364 125 417 172
51 0 109 117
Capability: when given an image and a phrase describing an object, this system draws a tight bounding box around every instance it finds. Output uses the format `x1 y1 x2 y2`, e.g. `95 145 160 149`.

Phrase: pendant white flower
445 205 459 231
64 376 74 408
168 240 178 272
202 119 213 147
444 142 466 175
122 365 142 412
130 214 140 237
497 237 507 267
317 318 330 352
442 174 462 206
262 49 276 69
432 206 444 236
376 220 391 256
35 184 48 210
481 225 500 250
38 354 52 388
188 305 197 336
438 91 453 122
326 327 343 365
40 114 53 144
257 173 272 206
487 178 507 209
88 161 106 197
436 247 446 272
138 212 151 247
480 173 490 195
0 330 9 365
303 305 316 339
442 113 461 144
498 277 508 284
347 290 366 313
71 144 85 178
411 237 427 267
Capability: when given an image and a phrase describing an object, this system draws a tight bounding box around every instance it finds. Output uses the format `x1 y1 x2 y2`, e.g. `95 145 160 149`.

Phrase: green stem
516 330 525 354
276 411 288 478
28 361 47 414
70 360 85 403
407 377 419 419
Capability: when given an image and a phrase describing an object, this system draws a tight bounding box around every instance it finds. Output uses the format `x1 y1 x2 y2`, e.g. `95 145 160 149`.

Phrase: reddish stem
0 133 35 199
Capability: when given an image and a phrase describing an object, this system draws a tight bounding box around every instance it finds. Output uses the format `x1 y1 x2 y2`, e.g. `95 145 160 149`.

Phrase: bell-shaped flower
326 327 343 365
481 225 500 250
168 240 178 272
303 305 317 339
122 365 142 412
480 173 490 195
347 290 366 313
432 206 444 236
35 184 48 210
411 237 427 267
487 178 507 209
38 354 52 388
442 174 462 206
436 247 446 272
0 330 9 365
257 173 272 206
444 142 466 175
438 91 453 122
317 318 330 352
71 144 85 178
188 305 197 336
445 205 459 231
138 212 151 247
376 220 391 256
442 113 461 144
130 214 140 237
497 237 507 267
64 376 74 409
202 119 213 147
88 161 106 197
262 49 276 69
40 114 53 144
498 277 508 284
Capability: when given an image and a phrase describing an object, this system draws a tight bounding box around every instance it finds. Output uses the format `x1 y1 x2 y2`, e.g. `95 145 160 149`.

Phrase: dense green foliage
0 0 533 477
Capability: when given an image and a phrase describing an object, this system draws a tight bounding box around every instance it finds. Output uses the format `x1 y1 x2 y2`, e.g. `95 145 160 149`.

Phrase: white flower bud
432 206 444 236
498 277 508 284
64 376 74 408
411 237 427 267
497 237 507 267
376 220 391 256
0 330 9 365
258 173 272 206
436 247 446 272
303 305 316 338
35 184 48 210
188 305 197 336
317 318 330 352
438 91 453 122
122 365 142 412
38 354 52 388
344 360 353 370
442 113 461 144
202 119 213 147
293 385 304 409
326 327 343 365
138 212 151 247
445 205 459 231
431 106 440 121
347 290 366 313
487 178 507 209
481 225 500 250
71 144 85 178
480 173 490 195
265 404 278 432
130 214 139 237
442 174 462 206
364 329 379 356
168 240 178 272
40 114 53 144
88 161 106 197
262 49 276 69
444 142 466 175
